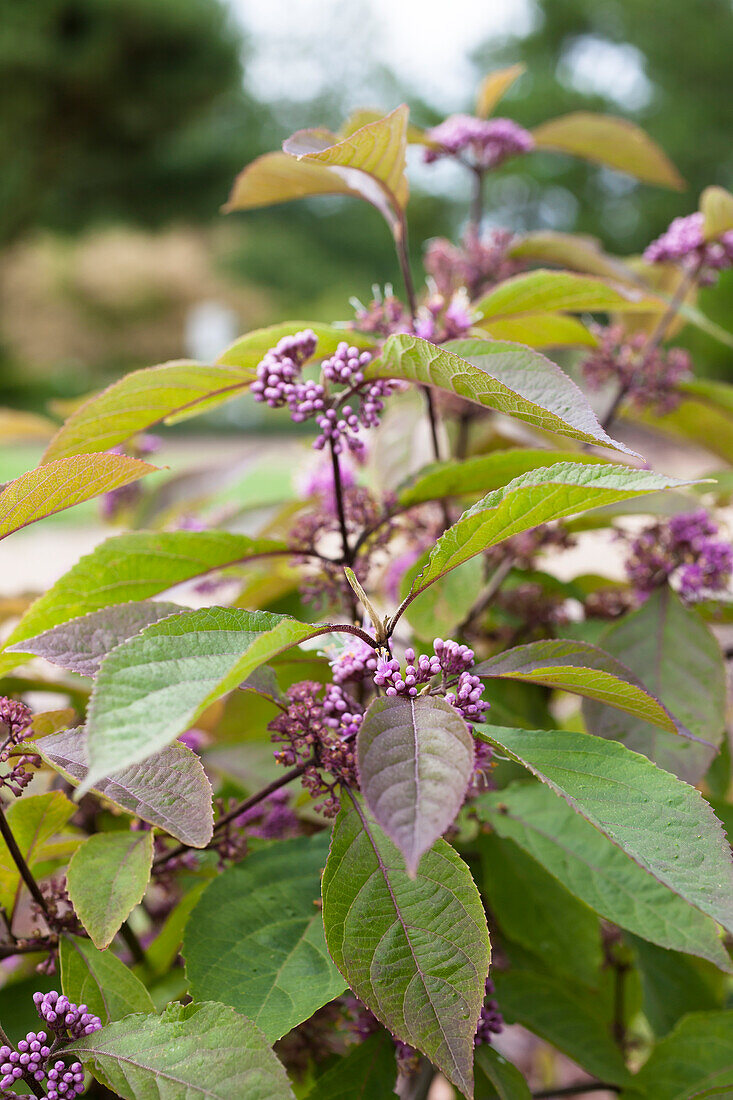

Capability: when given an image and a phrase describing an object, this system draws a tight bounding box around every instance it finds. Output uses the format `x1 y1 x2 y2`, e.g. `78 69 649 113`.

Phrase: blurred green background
2 0 733 417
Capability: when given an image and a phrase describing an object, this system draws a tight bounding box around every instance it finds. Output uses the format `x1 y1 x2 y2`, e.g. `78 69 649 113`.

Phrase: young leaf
473 638 693 741
183 834 345 1042
474 269 662 322
479 311 599 348
475 64 525 118
357 695 474 875
618 1011 733 1100
65 1001 296 1100
0 791 75 912
404 464 687 605
42 363 255 462
322 794 490 1098
372 335 638 455
474 1045 531 1100
83 608 331 790
508 230 638 282
493 970 632 1086
35 728 214 848
305 1030 397 1099
532 112 684 189
478 725 733 935
0 454 156 539
700 184 733 240
216 321 374 370
477 783 731 971
397 449 607 509
10 601 183 676
0 408 57 444
66 831 154 949
5 530 289 654
583 587 726 782
59 934 155 1024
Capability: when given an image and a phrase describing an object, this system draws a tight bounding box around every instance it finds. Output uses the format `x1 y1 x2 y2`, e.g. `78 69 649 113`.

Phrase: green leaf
184 833 345 1042
0 454 156 538
583 587 726 782
477 783 731 971
0 408 57 444
479 311 599 348
633 395 733 463
619 1011 733 1100
474 1046 531 1100
66 831 153 949
397 449 607 509
216 321 374 370
0 791 75 911
83 608 328 790
474 638 693 742
492 970 631 1085
59 934 155 1024
42 364 256 461
478 833 602 987
404 463 686 604
628 935 726 1038
4 530 289 654
402 556 483 639
474 269 662 322
508 231 638 282
34 727 214 848
357 695 475 875
532 112 684 189
372 335 638 455
478 725 733 936
11 601 182 676
700 184 733 240
305 1030 397 1099
475 64 525 118
323 794 490 1098
66 1001 296 1100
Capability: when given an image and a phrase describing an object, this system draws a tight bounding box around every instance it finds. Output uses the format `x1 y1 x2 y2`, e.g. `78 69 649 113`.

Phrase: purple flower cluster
374 639 490 733
644 212 733 284
45 1059 86 1100
0 993 101 1097
0 697 39 798
33 991 102 1040
330 638 379 684
625 510 732 599
1 1034 50 1090
351 289 411 337
269 681 363 816
424 115 534 169
581 325 691 415
424 227 523 300
474 977 504 1047
414 289 475 344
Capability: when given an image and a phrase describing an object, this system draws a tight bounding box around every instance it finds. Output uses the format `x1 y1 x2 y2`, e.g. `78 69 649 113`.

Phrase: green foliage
59 934 155 1023
66 831 153 948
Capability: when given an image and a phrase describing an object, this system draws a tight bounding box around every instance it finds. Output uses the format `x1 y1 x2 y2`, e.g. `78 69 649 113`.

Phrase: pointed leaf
619 1011 733 1100
532 112 684 189
11 601 183 676
5 530 289 654
66 831 153 949
474 1046 531 1100
476 64 525 118
83 608 330 789
509 231 638 282
216 320 373 369
357 695 474 875
0 454 156 538
629 935 726 1037
305 1030 397 1099
474 638 693 741
42 364 255 462
479 311 598 348
492 970 632 1086
405 464 686 603
184 834 345 1042
477 783 731 971
477 725 733 935
59 934 155 1024
397 450 606 509
322 794 490 1098
35 728 214 848
0 408 57 444
474 269 662 321
0 791 75 911
66 1001 296 1100
700 185 733 240
583 587 726 782
373 335 639 454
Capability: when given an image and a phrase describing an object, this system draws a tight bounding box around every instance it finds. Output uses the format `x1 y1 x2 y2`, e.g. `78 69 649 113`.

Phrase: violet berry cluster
250 330 395 457
424 115 534 170
0 992 101 1097
0 697 40 798
474 977 504 1047
581 324 691 415
625 509 732 599
424 227 523 300
374 639 490 733
644 211 733 284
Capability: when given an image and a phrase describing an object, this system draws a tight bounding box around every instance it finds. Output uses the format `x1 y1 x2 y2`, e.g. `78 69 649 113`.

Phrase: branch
532 1085 620 1099
0 803 53 928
